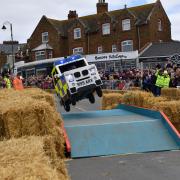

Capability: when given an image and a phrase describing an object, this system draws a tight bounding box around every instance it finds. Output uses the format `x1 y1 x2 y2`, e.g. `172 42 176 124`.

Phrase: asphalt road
66 151 180 180
55 94 101 114
55 95 180 180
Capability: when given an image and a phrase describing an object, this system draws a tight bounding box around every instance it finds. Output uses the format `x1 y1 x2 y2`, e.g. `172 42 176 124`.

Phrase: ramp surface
63 105 180 158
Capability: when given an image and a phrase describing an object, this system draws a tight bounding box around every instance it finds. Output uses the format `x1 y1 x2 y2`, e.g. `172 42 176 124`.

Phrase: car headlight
89 67 96 75
67 74 74 82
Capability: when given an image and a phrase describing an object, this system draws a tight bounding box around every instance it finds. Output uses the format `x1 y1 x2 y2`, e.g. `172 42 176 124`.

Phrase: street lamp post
2 21 15 73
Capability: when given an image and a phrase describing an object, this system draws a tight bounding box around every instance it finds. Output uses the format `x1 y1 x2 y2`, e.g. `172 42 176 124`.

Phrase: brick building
28 0 171 62
26 0 172 72
0 41 29 72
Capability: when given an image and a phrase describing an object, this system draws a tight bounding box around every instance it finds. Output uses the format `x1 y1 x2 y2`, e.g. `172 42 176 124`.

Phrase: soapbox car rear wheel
88 93 95 104
64 101 70 112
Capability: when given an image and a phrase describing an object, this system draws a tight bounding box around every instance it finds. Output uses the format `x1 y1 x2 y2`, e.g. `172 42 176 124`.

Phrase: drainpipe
87 32 90 54
137 26 141 50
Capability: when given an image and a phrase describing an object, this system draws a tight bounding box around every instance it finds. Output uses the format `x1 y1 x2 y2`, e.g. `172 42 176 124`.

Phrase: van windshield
58 59 86 73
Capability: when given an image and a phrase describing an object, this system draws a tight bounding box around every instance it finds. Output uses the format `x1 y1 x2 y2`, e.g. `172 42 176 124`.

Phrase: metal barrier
102 80 136 90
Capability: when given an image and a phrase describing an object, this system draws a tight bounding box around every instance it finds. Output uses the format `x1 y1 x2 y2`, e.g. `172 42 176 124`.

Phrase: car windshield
58 59 86 73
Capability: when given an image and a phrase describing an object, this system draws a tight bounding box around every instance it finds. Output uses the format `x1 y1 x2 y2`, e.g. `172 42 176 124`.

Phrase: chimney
96 0 108 14
68 10 78 19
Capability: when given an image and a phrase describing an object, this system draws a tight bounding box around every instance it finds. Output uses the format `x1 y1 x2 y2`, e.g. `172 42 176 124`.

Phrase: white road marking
74 106 86 112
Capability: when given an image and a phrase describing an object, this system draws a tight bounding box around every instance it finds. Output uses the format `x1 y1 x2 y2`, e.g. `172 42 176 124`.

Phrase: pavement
55 95 180 180
66 151 180 180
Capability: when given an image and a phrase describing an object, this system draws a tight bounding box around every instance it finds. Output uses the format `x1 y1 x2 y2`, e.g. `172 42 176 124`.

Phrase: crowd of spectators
0 74 53 89
0 62 180 93
25 75 53 89
99 63 180 91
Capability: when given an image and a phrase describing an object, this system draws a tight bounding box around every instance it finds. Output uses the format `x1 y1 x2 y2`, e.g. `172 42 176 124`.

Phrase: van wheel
88 93 95 104
96 87 102 97
64 102 70 112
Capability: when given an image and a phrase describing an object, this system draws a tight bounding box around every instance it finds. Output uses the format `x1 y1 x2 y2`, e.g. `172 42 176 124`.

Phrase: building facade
139 41 180 69
0 41 29 72
28 0 171 64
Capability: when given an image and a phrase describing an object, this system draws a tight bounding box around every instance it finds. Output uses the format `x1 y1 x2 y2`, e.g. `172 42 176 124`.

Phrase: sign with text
85 51 138 62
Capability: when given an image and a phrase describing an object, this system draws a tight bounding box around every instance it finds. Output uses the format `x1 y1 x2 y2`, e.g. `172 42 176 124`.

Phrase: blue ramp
62 105 180 158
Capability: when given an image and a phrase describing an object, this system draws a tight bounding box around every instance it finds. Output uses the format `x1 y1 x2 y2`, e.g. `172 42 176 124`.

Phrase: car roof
54 54 83 66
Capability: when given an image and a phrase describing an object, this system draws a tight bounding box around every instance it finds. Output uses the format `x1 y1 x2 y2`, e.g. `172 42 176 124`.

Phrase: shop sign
85 51 138 62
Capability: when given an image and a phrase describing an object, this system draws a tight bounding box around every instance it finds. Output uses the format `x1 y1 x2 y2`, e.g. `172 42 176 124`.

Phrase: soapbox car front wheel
96 87 102 97
71 98 76 106
88 93 95 104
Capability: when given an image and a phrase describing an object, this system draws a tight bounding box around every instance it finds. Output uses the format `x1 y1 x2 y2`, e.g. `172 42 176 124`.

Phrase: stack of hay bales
122 91 167 108
0 137 68 180
152 100 180 131
161 88 180 100
102 89 127 95
0 88 69 179
102 90 180 132
102 93 123 110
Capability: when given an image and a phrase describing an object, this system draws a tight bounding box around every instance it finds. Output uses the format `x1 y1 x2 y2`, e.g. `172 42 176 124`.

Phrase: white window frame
121 40 133 52
122 19 131 31
35 51 46 60
158 19 162 31
42 32 48 43
73 47 83 54
112 44 117 52
74 28 81 39
97 46 103 54
102 23 110 35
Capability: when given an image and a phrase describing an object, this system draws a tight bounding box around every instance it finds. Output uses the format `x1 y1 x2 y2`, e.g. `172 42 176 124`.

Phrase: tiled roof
140 41 180 58
0 43 26 54
47 3 155 37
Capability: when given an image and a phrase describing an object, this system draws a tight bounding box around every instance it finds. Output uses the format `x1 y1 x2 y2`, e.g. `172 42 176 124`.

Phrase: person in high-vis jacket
13 74 24 90
155 69 164 96
3 74 12 89
163 70 171 88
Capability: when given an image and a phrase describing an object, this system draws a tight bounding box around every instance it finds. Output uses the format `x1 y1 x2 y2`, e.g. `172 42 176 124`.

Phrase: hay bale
0 88 56 108
152 100 180 124
121 91 154 107
102 93 122 110
0 137 69 180
161 88 180 100
102 89 127 94
0 89 65 158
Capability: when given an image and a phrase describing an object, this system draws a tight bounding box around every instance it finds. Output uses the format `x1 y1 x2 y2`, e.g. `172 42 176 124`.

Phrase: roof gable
46 2 155 37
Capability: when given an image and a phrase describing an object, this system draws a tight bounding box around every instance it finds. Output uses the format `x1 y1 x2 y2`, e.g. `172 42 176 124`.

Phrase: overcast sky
0 0 180 43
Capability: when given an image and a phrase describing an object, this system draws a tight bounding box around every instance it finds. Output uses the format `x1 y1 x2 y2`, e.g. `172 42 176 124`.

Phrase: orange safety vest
13 77 24 90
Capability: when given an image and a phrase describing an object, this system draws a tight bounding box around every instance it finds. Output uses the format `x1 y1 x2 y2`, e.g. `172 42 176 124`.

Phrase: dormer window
122 19 131 31
74 28 81 39
42 32 48 43
102 23 110 35
158 19 162 31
